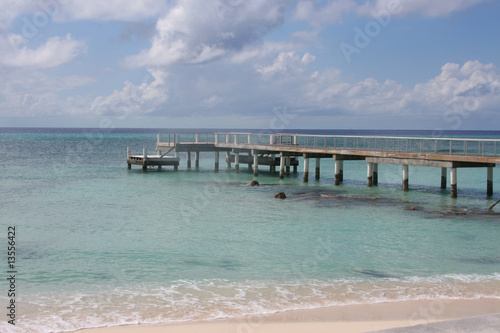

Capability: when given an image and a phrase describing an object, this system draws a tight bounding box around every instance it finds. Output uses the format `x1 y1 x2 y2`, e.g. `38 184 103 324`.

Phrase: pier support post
248 152 252 171
367 162 373 187
127 147 132 169
315 158 320 180
303 154 309 182
487 167 493 196
293 164 298 173
195 151 200 168
142 148 148 171
235 152 240 173
451 167 458 198
372 163 378 186
441 167 447 189
215 151 219 171
187 151 191 168
253 150 259 177
335 160 343 185
279 153 285 179
270 154 276 174
226 134 231 168
403 165 409 190
286 156 291 175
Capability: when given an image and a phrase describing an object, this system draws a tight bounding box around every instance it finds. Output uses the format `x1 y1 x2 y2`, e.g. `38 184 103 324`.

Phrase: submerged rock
247 180 260 186
275 192 286 199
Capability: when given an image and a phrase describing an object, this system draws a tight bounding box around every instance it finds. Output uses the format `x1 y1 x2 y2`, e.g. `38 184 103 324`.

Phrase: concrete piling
279 153 285 179
335 160 343 185
403 165 409 190
315 158 320 180
253 150 259 177
487 167 493 196
303 154 309 182
441 167 447 189
451 167 457 198
367 162 373 187
235 152 240 173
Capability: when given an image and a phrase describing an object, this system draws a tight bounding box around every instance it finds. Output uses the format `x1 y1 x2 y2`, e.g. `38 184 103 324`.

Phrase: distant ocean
1 128 499 332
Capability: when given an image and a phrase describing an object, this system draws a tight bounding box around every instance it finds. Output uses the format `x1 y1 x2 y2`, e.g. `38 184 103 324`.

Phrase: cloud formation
1 34 85 68
123 0 287 67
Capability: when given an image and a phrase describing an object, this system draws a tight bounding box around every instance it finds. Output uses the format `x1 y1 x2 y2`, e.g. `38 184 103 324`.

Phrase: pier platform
128 132 500 197
127 147 180 171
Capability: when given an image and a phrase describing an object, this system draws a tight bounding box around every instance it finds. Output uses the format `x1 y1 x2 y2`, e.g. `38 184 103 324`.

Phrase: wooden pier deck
129 132 500 197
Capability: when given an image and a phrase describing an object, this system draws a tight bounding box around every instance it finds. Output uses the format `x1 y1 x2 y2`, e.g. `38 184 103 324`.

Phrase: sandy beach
80 298 500 333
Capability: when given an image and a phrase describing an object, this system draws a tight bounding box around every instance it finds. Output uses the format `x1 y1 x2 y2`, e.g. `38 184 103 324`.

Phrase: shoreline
79 298 500 333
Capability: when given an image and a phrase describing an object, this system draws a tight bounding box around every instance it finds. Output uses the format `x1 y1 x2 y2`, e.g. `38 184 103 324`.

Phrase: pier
127 133 500 198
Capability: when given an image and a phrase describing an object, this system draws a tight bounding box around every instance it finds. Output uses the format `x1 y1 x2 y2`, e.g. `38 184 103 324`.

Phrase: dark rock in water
406 206 419 211
440 211 467 215
247 180 260 186
275 192 286 199
354 268 394 278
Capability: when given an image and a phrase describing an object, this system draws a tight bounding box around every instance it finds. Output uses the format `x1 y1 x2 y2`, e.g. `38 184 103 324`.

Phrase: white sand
79 298 500 333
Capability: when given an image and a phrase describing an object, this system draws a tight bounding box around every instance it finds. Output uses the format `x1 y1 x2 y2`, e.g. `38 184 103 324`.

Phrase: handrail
158 132 500 157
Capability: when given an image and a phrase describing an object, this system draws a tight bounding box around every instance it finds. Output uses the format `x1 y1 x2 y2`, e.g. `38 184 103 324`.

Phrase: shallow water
1 129 499 332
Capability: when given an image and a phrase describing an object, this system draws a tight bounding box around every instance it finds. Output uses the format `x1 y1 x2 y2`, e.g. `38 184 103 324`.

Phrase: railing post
248 134 252 144
195 134 200 143
270 134 274 145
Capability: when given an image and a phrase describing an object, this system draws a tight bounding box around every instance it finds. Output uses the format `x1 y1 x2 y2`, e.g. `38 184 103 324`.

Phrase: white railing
159 133 500 157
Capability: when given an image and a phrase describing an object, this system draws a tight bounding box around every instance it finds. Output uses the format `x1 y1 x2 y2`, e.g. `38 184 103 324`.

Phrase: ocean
1 128 499 332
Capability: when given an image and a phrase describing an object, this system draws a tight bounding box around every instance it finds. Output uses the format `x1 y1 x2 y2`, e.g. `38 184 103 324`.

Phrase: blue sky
0 0 499 130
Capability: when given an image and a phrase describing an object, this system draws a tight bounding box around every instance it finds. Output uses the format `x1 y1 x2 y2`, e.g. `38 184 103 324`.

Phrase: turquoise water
1 130 500 332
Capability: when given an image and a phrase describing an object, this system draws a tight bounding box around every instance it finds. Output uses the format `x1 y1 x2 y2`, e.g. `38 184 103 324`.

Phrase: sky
0 0 499 130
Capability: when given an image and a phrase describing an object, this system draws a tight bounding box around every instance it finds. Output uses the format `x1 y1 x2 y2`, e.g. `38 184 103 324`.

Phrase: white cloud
90 68 169 117
293 0 356 25
406 61 500 111
49 0 167 22
0 0 35 32
201 95 222 108
355 0 485 18
256 51 315 80
301 60 499 117
1 34 86 68
123 0 287 67
0 68 94 117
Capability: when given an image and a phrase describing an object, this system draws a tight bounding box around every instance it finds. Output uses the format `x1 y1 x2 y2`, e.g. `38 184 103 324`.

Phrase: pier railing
160 133 500 157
